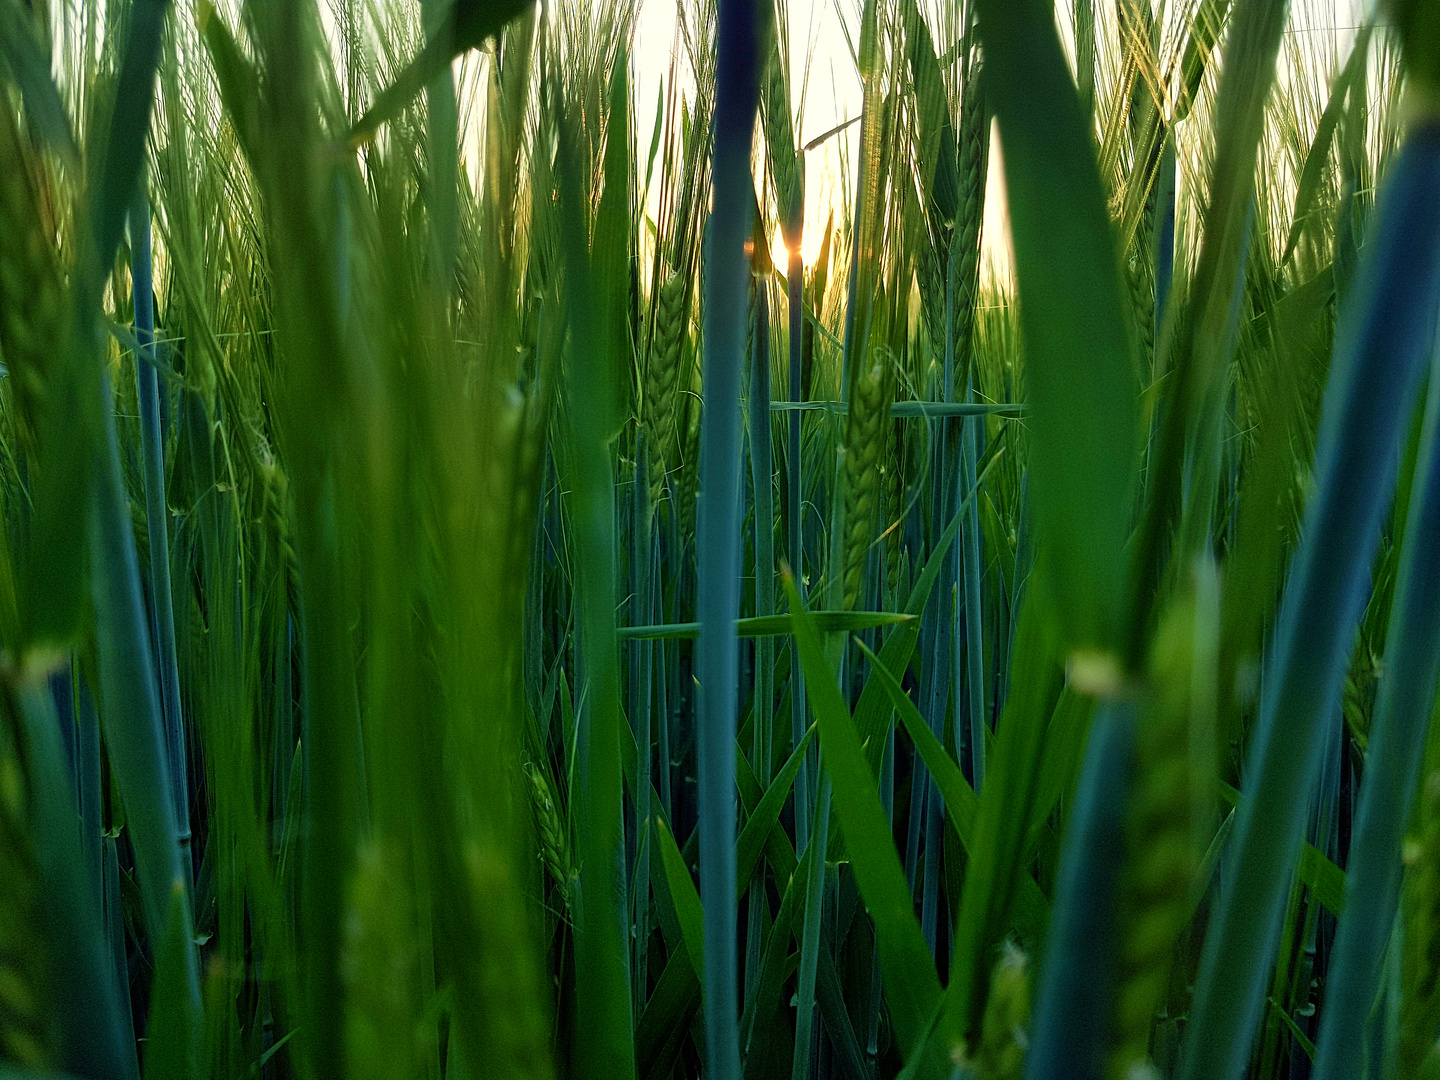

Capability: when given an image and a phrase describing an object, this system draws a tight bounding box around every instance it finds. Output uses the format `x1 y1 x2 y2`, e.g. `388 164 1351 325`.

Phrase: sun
767 227 831 280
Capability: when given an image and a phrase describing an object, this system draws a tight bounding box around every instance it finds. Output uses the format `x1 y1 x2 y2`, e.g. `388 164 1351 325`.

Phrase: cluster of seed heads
643 270 687 504
952 54 989 383
974 942 1029 1080
843 354 892 611
1110 604 1201 1080
0 107 63 453
525 761 573 912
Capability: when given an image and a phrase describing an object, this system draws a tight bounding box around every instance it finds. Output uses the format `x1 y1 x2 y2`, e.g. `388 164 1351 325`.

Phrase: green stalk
1177 121 1440 1080
45 0 203 1037
788 193 810 857
916 219 958 955
1025 705 1134 1080
957 384 985 793
1074 0 1095 127
92 358 201 1005
791 767 832 1080
745 285 775 999
555 76 637 1080
128 189 189 850
13 678 136 1080
694 7 762 1078
632 432 654 1013
1313 258 1440 1079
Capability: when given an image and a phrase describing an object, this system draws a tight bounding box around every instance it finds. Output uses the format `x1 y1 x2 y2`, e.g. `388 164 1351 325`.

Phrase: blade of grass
11 677 136 1079
791 769 831 1080
1177 118 1440 1080
1281 20 1375 266
782 571 944 1074
937 586 1063 1053
1025 705 1135 1080
555 68 637 1080
1313 273 1440 1077
858 638 1049 936
128 190 190 851
975 0 1136 665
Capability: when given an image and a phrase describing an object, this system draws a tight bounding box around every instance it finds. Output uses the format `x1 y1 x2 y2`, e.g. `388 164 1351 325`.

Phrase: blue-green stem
632 432 654 1014
17 675 137 1080
1026 704 1133 1080
1177 123 1440 1080
695 7 762 1077
129 189 190 852
792 767 833 1080
1313 317 1440 1077
746 283 775 998
918 214 960 952
958 388 985 796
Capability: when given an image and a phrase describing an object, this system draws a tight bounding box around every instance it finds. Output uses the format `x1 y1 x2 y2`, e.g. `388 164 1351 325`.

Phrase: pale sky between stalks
610 0 1371 290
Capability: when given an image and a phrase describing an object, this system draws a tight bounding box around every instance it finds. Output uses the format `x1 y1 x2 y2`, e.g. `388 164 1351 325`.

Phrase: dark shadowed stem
129 189 190 853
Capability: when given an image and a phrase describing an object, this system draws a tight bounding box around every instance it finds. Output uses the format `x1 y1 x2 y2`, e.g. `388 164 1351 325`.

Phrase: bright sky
622 0 1372 288
631 1 876 272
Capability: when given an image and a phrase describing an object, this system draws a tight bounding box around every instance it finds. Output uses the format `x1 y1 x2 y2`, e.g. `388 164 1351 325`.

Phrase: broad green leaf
858 639 1049 939
782 574 943 1070
736 726 815 892
976 0 1137 661
655 817 706 974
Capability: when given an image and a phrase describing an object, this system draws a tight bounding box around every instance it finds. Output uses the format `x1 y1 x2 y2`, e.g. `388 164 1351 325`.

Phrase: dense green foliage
2 1 1440 1078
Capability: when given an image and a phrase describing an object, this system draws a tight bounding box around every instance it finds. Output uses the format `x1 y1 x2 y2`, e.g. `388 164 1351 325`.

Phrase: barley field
1 1 1438 1078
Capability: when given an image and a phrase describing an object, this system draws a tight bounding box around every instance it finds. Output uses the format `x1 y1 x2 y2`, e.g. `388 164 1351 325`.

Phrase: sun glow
768 228 832 279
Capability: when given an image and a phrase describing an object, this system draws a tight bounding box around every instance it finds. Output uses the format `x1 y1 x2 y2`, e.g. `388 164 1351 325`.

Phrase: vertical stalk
866 726 894 1063
745 285 775 997
14 679 137 1080
918 218 960 950
631 434 653 1013
92 359 201 1015
695 7 762 1077
1026 705 1134 1080
1314 322 1440 1078
1177 123 1440 1080
958 379 986 792
788 200 810 857
1074 0 1096 129
129 189 190 852
791 768 833 1080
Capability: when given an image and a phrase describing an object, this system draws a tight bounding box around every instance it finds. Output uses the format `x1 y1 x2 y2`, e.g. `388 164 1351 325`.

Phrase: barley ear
975 942 1029 1080
525 761 574 912
1109 598 1202 1080
644 270 688 505
842 353 893 611
0 105 64 454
